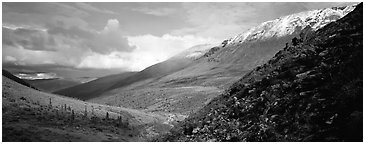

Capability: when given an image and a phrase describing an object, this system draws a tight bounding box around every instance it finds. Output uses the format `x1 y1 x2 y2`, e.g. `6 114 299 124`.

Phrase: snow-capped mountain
225 4 356 46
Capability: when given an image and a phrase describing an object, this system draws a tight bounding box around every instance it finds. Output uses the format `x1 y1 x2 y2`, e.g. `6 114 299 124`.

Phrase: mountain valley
2 3 362 142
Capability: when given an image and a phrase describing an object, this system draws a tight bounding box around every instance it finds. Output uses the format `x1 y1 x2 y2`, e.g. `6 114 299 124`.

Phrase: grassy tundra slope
55 57 193 101
2 75 171 141
24 78 81 92
54 72 136 100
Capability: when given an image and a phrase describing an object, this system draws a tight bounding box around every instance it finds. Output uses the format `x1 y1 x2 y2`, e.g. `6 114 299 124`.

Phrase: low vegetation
2 75 169 141
3 98 136 141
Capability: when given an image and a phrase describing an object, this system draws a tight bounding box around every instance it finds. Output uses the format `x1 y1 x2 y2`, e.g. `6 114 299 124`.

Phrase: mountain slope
55 44 213 101
24 79 81 92
161 3 362 142
109 43 215 90
87 4 356 117
54 72 137 100
160 4 356 85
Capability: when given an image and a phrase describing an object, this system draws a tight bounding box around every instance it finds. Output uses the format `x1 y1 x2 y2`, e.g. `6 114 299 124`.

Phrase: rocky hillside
81 4 357 123
160 3 362 142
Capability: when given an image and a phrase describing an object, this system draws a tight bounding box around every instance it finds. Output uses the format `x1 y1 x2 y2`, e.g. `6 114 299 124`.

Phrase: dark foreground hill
2 69 38 90
159 3 362 142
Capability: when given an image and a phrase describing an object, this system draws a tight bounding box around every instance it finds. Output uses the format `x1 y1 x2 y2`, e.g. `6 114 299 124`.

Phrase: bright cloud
127 34 218 70
77 52 131 69
87 19 136 54
77 34 217 71
4 56 17 62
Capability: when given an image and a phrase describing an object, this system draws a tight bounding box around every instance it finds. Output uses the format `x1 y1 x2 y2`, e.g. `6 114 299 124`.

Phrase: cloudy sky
2 2 354 72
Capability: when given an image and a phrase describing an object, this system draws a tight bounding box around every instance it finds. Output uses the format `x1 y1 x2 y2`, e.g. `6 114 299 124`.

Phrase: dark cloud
3 27 57 51
45 18 136 54
74 3 117 14
3 3 89 18
3 18 136 55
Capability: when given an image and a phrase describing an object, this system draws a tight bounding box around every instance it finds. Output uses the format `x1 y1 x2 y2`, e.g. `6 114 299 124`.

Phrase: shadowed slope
55 58 193 101
24 79 81 92
54 72 137 100
3 69 38 90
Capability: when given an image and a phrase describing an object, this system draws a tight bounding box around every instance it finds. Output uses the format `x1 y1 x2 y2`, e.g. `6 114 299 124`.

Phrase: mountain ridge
225 4 356 46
